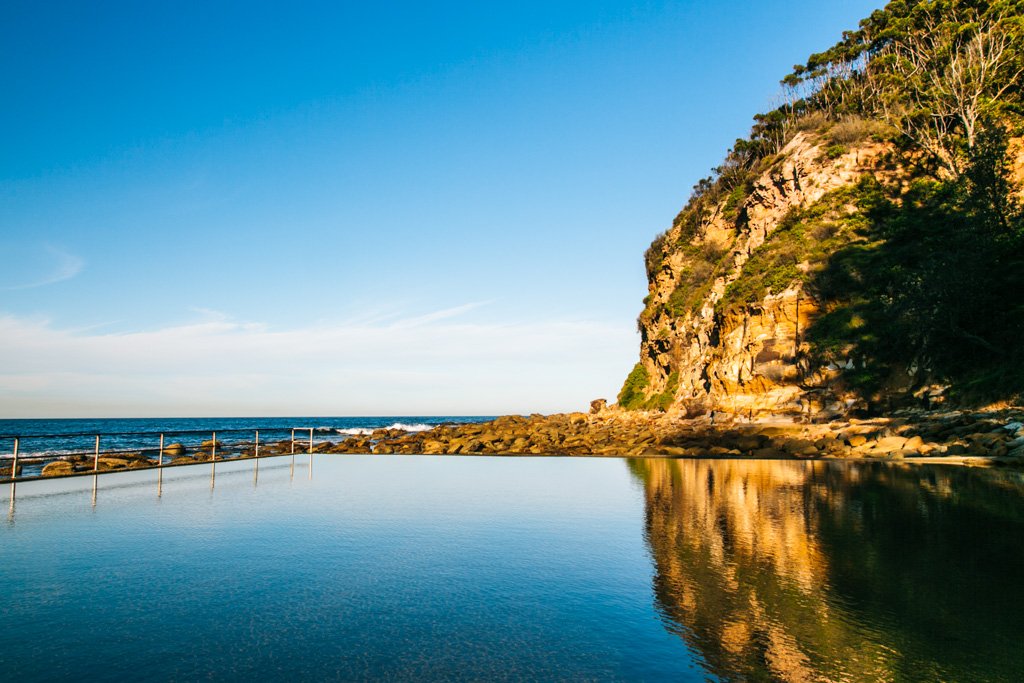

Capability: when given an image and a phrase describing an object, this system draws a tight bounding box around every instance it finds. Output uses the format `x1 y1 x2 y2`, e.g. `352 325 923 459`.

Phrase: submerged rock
41 460 74 476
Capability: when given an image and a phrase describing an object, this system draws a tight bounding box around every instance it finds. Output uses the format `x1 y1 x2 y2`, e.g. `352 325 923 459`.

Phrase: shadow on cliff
802 126 1024 408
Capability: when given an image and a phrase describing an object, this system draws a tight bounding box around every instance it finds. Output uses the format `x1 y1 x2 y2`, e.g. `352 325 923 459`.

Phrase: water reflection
629 459 1024 682
6 452 305 519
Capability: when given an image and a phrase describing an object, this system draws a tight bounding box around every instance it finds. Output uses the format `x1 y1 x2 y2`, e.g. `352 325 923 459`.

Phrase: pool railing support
253 430 260 485
8 438 18 516
3 424 323 494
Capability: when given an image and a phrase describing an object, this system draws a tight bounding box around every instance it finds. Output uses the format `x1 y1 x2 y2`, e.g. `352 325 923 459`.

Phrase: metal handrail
1 427 324 484
0 426 299 440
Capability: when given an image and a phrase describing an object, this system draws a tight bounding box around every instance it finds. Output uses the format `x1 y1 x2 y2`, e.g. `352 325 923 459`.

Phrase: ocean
0 416 494 475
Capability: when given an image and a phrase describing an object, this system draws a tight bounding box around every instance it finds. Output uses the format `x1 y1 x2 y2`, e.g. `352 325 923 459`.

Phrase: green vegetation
618 363 650 410
806 126 1024 400
645 371 681 411
826 116 895 146
721 183 872 309
665 241 732 317
824 143 847 159
617 364 681 411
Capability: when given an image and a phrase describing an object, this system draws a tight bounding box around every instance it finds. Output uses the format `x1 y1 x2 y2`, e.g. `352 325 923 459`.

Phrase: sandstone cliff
627 129 904 418
620 0 1024 417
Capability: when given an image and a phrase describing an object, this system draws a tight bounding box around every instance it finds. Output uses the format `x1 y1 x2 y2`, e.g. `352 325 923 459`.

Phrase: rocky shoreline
15 406 1024 479
326 406 1024 465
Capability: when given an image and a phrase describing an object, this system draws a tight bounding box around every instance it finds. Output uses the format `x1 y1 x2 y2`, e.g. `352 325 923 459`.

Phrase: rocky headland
322 406 1024 465
619 0 1024 420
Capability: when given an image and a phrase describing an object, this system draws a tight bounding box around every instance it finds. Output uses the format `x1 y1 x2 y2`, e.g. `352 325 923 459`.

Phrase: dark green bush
618 363 650 410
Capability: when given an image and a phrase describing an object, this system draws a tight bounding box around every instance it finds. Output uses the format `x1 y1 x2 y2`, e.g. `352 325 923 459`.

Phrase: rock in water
42 460 74 476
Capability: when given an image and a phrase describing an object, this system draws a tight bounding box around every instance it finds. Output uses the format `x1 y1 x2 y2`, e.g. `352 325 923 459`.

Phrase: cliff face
630 131 900 418
621 0 1024 416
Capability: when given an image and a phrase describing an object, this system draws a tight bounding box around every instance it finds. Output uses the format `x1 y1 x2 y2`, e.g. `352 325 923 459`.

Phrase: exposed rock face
634 132 895 417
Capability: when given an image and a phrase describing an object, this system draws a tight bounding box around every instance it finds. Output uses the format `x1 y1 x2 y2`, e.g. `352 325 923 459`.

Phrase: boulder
0 463 22 477
733 435 764 451
98 457 130 469
590 398 608 414
873 436 908 453
782 439 819 456
420 440 446 455
163 443 186 456
42 460 74 476
903 435 924 450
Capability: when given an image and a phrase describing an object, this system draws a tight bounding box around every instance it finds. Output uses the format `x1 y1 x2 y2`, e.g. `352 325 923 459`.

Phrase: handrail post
158 433 164 468
10 438 18 481
211 431 217 461
308 428 314 480
255 430 260 458
94 435 100 472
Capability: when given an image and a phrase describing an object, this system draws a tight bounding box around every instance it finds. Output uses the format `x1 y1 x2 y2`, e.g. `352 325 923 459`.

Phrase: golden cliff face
635 133 893 417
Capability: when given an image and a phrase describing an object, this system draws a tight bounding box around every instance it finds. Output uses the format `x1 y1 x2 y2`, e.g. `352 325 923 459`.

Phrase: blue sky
1 0 880 417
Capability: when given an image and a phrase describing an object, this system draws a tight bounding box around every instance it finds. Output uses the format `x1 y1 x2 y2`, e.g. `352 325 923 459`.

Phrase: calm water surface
2 456 1023 681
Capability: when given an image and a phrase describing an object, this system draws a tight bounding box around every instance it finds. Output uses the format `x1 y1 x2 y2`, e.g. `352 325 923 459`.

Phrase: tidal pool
2 455 1023 681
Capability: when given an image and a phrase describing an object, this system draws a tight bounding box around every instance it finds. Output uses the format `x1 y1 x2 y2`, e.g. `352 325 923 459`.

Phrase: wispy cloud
0 245 84 291
389 301 490 328
0 305 636 417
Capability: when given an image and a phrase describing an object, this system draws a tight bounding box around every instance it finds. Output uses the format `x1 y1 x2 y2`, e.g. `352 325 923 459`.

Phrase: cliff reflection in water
629 459 1024 682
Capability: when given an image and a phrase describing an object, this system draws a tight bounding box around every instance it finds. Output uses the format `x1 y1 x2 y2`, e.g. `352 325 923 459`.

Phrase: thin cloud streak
0 245 84 291
0 306 636 417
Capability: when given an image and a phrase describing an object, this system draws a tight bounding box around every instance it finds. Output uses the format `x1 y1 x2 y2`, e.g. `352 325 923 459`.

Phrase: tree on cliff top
784 0 1024 175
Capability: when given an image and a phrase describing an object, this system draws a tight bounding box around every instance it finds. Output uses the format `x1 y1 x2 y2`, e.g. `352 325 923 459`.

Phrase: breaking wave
335 423 435 436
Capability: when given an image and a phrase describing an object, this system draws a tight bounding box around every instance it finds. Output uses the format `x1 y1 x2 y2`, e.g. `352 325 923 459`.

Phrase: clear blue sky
1 0 880 417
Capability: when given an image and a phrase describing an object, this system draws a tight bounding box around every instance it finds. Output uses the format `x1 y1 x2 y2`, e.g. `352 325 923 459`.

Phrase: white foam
334 423 435 436
386 422 433 432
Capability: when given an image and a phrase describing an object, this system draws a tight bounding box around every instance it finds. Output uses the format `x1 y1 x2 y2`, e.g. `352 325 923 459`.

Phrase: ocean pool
3 455 1024 681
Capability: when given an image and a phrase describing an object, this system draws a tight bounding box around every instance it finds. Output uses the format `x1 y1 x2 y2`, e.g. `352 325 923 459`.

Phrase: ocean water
0 416 492 475
3 454 1024 681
